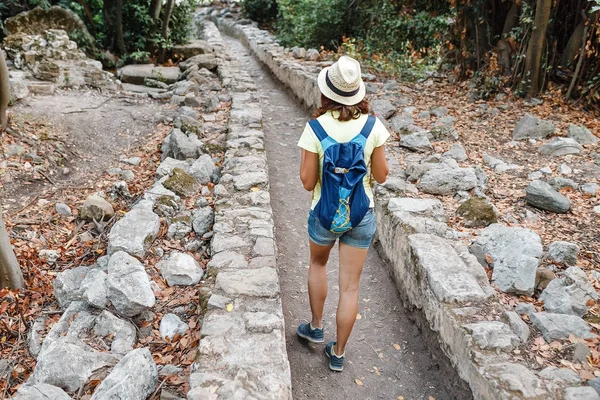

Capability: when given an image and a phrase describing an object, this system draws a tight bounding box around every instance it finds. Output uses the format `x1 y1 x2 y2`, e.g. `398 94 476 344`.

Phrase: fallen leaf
398 397 405 400
250 187 260 192
226 303 234 312
485 254 493 264
393 343 401 350
356 313 362 320
354 378 364 386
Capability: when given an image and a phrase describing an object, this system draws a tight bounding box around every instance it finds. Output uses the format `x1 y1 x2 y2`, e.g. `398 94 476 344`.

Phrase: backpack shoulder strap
308 119 329 142
358 115 377 139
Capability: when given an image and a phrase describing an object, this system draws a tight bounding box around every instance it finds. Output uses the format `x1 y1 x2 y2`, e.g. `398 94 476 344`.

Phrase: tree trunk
115 0 126 55
0 49 10 133
523 0 552 98
0 206 24 289
560 21 584 68
502 0 520 36
158 0 175 64
150 0 162 20
103 0 116 52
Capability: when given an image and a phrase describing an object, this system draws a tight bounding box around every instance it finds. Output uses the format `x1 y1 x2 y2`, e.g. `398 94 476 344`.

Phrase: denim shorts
307 208 376 249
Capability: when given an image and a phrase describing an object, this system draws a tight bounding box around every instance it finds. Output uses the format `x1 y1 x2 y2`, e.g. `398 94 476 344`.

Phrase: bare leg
335 242 368 355
307 239 334 328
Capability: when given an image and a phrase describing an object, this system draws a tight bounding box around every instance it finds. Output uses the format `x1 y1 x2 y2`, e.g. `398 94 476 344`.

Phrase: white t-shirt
297 111 390 209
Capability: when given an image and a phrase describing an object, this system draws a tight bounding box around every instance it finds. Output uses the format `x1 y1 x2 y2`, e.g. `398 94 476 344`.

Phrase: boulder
305 48 320 61
548 177 579 191
456 197 498 227
28 336 118 392
463 321 520 351
192 207 214 236
156 157 190 179
430 106 449 117
418 167 478 195
80 194 114 221
512 113 555 140
12 383 71 400
502 311 530 342
107 206 160 257
371 99 396 119
399 132 432 152
484 363 546 398
388 198 445 219
563 387 600 400
157 252 204 286
427 124 459 141
526 180 571 213
538 366 581 384
547 241 579 265
178 54 218 71
93 310 137 354
159 313 189 340
582 183 599 197
171 39 214 59
470 224 543 295
163 168 200 197
540 266 598 317
80 269 109 309
568 124 598 145
389 113 415 133
53 265 91 308
538 138 583 156
90 348 158 400
291 47 306 59
530 312 594 341
106 251 155 317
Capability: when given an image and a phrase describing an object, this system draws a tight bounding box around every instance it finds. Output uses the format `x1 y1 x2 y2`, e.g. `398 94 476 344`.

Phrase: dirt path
224 36 456 400
2 90 168 215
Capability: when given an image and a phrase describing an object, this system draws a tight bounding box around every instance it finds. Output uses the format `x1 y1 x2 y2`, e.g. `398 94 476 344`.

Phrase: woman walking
296 55 390 371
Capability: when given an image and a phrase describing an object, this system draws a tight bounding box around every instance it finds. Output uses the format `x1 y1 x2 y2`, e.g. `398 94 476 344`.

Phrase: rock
305 48 320 61
290 47 306 59
80 269 109 308
216 267 280 297
530 312 594 341
389 113 415 133
371 99 396 119
53 265 90 308
588 377 600 395
568 124 599 145
525 180 571 213
178 54 218 71
539 138 583 156
456 197 498 227
243 312 282 333
564 387 600 400
427 124 459 141
90 348 158 400
93 310 137 354
39 249 59 265
463 321 520 351
515 302 536 316
156 157 190 179
171 39 214 59
120 64 179 85
484 363 546 398
27 316 46 357
192 207 214 236
107 206 160 257
55 203 71 216
483 154 519 173
560 163 573 175
106 251 155 317
9 77 30 102
538 366 581 384
582 183 599 197
418 167 478 195
161 129 204 161
157 252 204 286
28 335 118 392
159 313 189 340
595 206 600 214
513 113 555 140
163 168 200 197
528 171 544 180
12 383 71 400
388 198 445 219
547 241 580 265
80 194 114 221
503 311 530 342
535 266 556 292
548 177 579 191
189 154 217 184
443 143 468 161
540 266 598 317
430 106 449 117
572 342 592 363
399 132 432 152
470 224 543 295
167 220 192 240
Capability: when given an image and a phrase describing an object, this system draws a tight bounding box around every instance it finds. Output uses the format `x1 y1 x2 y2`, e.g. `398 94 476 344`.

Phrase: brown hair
313 94 370 122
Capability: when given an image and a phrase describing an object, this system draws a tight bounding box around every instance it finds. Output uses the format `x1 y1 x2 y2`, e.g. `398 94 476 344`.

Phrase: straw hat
317 56 366 106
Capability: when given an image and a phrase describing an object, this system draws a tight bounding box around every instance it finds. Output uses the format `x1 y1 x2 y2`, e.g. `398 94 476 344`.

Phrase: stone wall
207 9 600 400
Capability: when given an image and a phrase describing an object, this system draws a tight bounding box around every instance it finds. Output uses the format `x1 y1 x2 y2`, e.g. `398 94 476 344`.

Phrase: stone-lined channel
222 34 462 400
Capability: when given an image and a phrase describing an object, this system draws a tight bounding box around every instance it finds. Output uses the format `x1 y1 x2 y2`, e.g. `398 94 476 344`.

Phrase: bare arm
370 145 389 184
300 149 319 191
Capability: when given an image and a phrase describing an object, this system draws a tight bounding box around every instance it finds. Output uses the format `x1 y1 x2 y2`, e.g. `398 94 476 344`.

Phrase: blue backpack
308 115 376 233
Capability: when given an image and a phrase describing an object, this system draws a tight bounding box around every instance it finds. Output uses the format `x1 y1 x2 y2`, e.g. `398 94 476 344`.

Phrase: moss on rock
456 197 497 227
163 168 200 197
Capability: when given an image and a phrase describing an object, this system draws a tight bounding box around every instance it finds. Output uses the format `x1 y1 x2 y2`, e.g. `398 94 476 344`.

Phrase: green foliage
241 0 277 25
276 0 347 49
170 0 198 46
